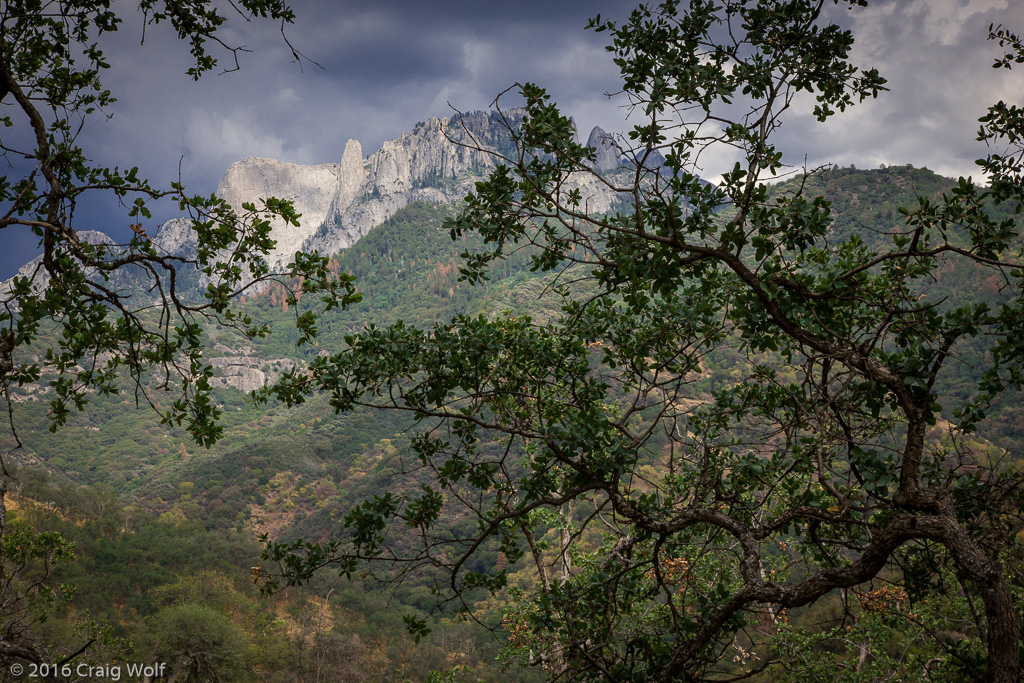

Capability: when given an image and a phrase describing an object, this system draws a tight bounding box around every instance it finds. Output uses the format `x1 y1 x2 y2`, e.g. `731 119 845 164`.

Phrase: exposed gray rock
587 126 622 172
3 110 635 297
0 111 656 397
212 110 630 267
212 114 505 266
335 139 365 209
216 158 341 268
151 217 199 259
207 355 295 392
1 230 115 297
569 117 581 146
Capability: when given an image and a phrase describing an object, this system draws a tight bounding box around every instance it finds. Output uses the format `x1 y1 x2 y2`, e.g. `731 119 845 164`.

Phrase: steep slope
5 165 1022 683
212 111 628 269
15 165 1017 507
1 111 632 292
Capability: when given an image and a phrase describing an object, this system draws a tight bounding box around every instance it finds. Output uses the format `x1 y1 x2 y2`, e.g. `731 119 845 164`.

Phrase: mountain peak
213 111 539 268
149 110 623 272
587 126 621 172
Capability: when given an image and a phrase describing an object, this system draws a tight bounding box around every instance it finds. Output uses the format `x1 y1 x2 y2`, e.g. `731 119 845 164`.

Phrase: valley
3 125 1021 679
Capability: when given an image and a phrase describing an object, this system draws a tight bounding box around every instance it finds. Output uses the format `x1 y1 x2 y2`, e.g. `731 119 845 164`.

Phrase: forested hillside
3 160 1022 680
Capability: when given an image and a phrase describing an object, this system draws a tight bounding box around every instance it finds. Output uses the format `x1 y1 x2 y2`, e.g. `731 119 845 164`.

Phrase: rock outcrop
211 112 627 270
207 355 295 392
1 230 115 297
206 345 295 392
216 158 342 263
0 109 634 397
5 111 632 292
2 111 634 393
150 217 199 259
587 126 622 172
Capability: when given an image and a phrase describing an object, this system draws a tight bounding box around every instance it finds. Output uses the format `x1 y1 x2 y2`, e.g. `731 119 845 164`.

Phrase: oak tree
261 1 1021 680
0 0 355 671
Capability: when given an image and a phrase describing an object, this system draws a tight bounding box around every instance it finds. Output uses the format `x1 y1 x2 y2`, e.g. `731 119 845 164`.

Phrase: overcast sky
3 0 1023 278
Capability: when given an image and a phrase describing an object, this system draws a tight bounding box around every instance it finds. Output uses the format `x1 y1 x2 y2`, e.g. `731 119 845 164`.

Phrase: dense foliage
5 469 532 682
5 1 1024 681
0 0 360 674
0 0 358 451
260 2 1024 681
2 199 555 681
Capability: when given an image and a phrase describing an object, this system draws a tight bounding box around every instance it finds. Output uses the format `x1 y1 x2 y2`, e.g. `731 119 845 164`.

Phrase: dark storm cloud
0 1 628 276
3 0 1024 278
88 0 630 189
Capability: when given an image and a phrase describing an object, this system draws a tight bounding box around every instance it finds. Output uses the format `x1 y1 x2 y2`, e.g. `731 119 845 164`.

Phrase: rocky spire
205 112 628 268
587 126 621 172
336 139 365 208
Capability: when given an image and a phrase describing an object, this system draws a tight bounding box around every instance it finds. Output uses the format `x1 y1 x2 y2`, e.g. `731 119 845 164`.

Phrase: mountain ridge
211 110 631 269
83 111 632 277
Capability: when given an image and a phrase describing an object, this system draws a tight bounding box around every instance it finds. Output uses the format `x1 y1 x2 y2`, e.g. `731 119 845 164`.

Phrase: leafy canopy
262 1 1024 681
0 0 358 449
0 0 356 671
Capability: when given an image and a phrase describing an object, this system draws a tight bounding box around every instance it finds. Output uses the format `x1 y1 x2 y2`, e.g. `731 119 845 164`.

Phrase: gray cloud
786 0 1024 179
3 0 1024 277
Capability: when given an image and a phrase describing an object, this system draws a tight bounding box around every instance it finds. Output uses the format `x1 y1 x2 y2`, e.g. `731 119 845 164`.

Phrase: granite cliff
2 111 630 391
4 111 634 293
0 230 115 296
207 111 627 269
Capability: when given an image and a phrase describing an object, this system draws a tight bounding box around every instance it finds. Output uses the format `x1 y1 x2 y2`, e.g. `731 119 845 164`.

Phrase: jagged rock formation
4 112 632 290
150 217 199 259
216 158 343 264
587 126 622 172
208 111 627 270
212 112 504 269
2 111 630 391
